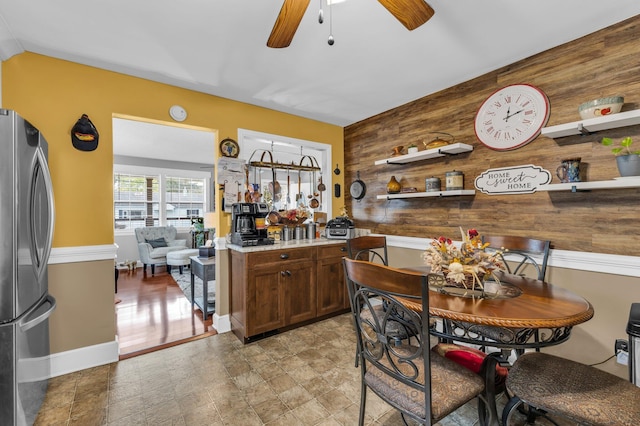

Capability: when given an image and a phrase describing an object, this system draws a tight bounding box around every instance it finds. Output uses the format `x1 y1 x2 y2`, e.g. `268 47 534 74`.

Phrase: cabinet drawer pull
340 247 346 252
280 253 290 259
280 270 292 276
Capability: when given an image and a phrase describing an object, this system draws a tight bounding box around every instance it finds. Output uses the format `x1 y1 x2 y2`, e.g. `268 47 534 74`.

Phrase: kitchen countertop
227 238 347 253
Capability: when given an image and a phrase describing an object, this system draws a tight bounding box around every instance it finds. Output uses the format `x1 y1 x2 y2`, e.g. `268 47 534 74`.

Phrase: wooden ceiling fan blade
378 0 434 30
267 0 311 48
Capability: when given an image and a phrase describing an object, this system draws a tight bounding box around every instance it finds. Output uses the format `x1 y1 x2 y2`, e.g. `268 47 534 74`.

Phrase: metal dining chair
503 352 640 425
437 236 551 354
347 236 407 367
343 258 499 426
482 235 550 281
346 235 389 265
475 235 551 354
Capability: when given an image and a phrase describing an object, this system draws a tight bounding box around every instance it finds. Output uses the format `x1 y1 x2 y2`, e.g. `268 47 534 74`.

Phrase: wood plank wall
344 15 640 256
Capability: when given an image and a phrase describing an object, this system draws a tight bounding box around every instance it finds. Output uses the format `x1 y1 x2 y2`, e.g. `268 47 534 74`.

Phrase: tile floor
35 313 568 425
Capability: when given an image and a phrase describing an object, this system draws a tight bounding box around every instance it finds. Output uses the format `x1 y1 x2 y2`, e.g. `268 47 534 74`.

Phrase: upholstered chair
134 226 188 275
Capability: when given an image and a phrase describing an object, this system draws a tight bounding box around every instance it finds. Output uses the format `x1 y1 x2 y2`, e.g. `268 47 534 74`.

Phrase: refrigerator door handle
19 294 56 333
30 146 55 277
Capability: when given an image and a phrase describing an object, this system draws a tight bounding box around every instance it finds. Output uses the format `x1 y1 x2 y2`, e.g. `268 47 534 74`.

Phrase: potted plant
601 136 640 177
407 143 419 154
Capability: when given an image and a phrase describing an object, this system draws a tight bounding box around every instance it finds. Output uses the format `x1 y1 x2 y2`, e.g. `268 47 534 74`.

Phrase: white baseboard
214 313 231 333
49 340 119 378
382 234 640 277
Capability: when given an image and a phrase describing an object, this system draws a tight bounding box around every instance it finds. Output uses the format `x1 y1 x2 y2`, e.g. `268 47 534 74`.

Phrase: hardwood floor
115 265 216 359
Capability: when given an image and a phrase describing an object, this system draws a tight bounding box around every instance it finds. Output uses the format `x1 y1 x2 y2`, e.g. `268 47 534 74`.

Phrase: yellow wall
2 52 344 353
2 52 344 247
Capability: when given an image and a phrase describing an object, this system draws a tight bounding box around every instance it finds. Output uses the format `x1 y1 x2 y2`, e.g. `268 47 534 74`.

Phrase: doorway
112 116 217 356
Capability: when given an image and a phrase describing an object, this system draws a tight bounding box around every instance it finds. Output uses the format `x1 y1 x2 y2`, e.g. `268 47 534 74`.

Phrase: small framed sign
474 165 551 195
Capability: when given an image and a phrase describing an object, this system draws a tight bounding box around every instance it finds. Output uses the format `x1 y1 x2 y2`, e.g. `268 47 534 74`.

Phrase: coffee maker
230 202 274 247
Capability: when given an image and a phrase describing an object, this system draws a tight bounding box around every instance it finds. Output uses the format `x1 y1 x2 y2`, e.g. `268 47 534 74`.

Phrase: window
114 173 159 229
114 165 210 232
165 176 205 228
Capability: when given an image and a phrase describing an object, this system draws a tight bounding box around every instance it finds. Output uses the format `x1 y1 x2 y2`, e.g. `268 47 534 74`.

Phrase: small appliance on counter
230 202 275 247
326 217 355 239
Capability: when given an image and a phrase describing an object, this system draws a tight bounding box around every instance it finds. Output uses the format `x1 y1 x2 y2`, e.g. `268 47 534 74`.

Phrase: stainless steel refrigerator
0 109 56 425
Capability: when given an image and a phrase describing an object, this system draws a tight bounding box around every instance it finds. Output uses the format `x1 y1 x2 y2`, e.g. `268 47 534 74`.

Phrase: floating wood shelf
541 109 640 138
374 143 474 165
537 177 640 192
376 189 476 200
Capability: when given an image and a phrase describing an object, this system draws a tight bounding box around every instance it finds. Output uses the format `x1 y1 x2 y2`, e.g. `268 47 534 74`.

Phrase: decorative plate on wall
220 138 239 158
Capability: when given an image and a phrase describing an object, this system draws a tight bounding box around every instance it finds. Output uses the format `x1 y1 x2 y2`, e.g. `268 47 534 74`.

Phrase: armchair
134 226 188 275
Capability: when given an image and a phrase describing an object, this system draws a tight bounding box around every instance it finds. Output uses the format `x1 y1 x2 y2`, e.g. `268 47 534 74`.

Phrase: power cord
589 353 616 367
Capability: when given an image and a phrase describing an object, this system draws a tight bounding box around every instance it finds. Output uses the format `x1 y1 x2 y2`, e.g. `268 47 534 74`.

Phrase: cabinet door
283 260 317 325
317 244 349 315
247 266 284 336
317 256 346 316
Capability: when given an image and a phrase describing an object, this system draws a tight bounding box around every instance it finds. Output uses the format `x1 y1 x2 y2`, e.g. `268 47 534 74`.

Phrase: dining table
401 267 595 351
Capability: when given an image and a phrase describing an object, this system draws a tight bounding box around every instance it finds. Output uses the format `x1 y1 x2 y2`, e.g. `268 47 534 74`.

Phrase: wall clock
474 84 550 151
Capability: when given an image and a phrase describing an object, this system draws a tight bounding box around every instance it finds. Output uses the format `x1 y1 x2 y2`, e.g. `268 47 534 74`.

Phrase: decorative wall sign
474 165 551 195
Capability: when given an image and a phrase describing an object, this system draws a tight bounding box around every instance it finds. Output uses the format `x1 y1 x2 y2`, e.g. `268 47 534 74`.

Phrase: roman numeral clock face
474 84 550 151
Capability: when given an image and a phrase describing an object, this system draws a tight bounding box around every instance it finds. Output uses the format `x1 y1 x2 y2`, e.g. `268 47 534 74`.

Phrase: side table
190 255 216 320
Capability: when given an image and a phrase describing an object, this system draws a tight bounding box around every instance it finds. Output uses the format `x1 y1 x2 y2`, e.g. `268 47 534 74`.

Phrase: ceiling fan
267 0 435 48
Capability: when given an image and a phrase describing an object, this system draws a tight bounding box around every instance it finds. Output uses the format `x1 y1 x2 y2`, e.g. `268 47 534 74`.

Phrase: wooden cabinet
230 246 317 342
316 243 349 316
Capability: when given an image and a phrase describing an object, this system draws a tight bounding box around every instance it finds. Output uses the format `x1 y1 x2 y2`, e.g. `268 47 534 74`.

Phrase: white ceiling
1 1 639 128
112 118 215 164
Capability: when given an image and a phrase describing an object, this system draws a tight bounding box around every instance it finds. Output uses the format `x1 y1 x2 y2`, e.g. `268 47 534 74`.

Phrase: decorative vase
386 176 402 194
616 154 640 177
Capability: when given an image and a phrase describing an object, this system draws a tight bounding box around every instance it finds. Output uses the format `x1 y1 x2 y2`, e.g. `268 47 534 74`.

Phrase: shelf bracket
571 185 577 193
577 123 591 136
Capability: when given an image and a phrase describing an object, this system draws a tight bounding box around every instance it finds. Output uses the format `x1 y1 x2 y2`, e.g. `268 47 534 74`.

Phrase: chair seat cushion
148 246 183 260
166 249 199 266
365 351 484 422
507 352 640 425
433 343 508 386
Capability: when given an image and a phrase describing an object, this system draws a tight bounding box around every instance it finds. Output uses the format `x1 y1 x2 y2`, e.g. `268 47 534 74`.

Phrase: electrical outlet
617 351 629 365
616 339 629 353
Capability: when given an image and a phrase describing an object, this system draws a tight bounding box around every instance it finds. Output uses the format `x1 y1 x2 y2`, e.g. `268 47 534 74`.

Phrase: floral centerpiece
279 207 309 225
423 228 504 291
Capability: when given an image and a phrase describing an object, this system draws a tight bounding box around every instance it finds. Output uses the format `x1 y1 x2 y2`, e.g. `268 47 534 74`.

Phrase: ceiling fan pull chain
318 0 324 24
327 0 335 45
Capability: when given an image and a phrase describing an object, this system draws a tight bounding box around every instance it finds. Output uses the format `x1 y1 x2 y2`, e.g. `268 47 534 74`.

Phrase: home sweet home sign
474 165 551 195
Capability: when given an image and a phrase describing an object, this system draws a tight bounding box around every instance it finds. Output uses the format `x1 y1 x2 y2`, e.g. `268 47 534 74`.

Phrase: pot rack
245 146 323 209
247 148 321 172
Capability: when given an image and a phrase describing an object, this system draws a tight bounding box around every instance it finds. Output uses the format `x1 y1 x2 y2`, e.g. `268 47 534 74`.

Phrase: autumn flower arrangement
280 207 309 225
423 228 504 290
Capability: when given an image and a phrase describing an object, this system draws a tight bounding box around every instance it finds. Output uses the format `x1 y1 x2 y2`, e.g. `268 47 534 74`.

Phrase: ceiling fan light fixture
267 0 311 48
377 0 434 30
